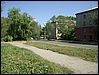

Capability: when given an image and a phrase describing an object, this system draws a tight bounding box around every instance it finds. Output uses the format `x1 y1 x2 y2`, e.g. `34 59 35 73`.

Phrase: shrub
2 35 13 42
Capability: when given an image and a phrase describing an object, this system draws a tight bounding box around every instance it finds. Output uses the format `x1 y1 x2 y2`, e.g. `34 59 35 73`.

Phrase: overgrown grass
1 43 73 74
25 41 98 63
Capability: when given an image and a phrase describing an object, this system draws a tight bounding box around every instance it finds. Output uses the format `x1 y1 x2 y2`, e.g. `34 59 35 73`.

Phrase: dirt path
2 41 98 74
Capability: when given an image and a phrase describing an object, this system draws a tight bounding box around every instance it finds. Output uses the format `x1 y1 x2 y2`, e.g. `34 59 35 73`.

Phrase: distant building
75 7 98 41
50 21 59 39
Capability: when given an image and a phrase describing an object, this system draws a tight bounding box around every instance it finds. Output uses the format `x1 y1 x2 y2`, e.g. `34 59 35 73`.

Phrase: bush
2 35 13 42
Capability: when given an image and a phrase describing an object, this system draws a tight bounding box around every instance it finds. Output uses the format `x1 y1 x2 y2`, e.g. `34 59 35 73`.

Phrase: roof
76 7 98 15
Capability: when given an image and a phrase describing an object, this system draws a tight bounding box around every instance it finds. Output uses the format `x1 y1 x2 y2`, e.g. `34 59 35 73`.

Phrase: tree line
1 7 40 41
43 15 76 40
1 7 76 41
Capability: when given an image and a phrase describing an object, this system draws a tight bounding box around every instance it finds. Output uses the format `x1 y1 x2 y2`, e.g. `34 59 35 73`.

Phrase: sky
1 1 98 27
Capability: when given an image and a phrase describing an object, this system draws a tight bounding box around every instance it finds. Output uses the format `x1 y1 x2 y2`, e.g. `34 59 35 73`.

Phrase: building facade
75 7 98 41
50 21 59 39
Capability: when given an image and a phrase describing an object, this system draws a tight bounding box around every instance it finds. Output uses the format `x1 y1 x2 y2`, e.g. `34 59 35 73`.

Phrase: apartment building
75 7 98 41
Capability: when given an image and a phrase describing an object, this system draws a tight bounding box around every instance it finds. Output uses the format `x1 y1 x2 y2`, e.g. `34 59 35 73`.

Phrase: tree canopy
44 15 76 40
1 7 76 41
1 7 41 41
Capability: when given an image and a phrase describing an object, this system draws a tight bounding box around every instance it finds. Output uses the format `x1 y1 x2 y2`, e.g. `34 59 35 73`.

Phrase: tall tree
56 15 76 40
30 20 40 40
45 16 56 39
45 15 76 40
7 7 40 40
8 7 21 40
1 17 10 38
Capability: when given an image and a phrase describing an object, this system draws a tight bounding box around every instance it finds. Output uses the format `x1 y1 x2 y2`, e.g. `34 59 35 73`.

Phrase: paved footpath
2 41 98 74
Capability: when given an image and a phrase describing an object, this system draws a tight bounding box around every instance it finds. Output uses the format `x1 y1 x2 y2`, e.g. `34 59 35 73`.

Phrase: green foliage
8 8 23 40
1 43 73 74
2 7 76 41
2 35 13 42
44 15 76 40
26 42 98 63
1 17 10 38
6 7 41 41
30 21 41 40
45 22 55 39
65 16 76 20
56 15 76 40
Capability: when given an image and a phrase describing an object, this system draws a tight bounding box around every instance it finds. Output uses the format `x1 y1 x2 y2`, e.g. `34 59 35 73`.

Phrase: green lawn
25 41 98 63
1 43 73 74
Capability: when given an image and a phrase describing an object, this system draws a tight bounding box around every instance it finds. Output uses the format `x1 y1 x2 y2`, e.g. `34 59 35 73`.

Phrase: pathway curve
2 41 98 74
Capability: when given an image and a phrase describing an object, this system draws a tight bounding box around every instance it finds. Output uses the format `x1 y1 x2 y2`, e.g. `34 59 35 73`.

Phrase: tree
44 16 56 40
8 7 21 40
50 15 56 22
44 15 76 40
1 17 10 38
7 7 41 40
20 12 32 40
30 20 41 40
56 15 76 40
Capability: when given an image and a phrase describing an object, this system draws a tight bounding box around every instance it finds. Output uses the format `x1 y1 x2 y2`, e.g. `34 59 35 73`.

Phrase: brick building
75 7 98 41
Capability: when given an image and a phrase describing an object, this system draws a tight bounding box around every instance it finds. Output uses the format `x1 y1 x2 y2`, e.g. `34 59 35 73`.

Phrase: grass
25 41 98 63
1 43 73 74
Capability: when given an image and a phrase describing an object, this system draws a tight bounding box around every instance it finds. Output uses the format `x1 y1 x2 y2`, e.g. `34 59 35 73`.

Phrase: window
83 15 86 19
83 21 86 26
89 20 92 25
83 28 86 33
89 35 92 41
